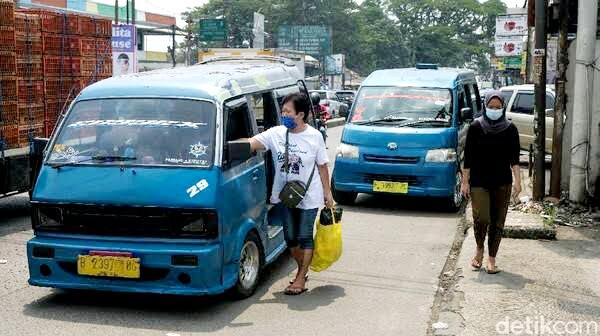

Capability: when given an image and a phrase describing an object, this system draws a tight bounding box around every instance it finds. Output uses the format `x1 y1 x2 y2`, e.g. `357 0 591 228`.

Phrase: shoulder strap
305 163 317 190
284 129 289 177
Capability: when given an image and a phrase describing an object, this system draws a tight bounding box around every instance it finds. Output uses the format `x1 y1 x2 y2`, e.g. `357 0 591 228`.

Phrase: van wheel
446 171 464 212
231 232 263 299
332 178 357 205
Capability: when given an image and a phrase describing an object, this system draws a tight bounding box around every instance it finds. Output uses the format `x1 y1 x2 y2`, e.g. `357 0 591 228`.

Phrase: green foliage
184 0 506 75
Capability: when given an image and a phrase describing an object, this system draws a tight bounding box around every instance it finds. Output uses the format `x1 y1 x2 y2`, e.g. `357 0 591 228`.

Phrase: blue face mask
486 108 503 121
282 115 298 129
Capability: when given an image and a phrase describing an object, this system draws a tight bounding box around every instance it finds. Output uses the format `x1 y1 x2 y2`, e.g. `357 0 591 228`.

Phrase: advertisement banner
325 54 344 75
495 14 528 36
112 24 137 76
494 36 524 57
277 25 331 57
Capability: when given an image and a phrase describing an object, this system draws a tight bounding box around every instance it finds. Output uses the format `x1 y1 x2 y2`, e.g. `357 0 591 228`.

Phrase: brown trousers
471 185 512 258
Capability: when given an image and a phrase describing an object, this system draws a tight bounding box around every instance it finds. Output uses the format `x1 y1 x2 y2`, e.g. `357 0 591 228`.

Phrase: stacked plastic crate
0 0 16 149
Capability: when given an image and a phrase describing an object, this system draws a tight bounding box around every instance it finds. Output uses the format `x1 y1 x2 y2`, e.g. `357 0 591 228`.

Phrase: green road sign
503 56 522 69
277 25 331 57
199 19 227 42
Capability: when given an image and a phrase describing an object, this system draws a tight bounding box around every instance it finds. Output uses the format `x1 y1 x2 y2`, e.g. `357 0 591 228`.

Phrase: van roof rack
199 55 297 67
416 63 439 70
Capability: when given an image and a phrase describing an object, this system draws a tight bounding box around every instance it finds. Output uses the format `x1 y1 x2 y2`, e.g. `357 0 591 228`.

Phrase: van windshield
47 98 216 168
350 86 453 127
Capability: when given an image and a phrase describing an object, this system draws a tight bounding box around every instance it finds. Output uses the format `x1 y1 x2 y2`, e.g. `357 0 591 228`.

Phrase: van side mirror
227 140 252 163
30 137 49 188
461 107 474 122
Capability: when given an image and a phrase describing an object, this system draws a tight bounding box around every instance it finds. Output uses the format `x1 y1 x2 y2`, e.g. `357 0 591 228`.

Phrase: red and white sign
496 14 528 36
494 36 525 57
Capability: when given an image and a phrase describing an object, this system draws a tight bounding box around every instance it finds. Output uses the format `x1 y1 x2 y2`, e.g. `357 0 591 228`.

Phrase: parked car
309 90 347 118
335 90 356 108
500 85 555 153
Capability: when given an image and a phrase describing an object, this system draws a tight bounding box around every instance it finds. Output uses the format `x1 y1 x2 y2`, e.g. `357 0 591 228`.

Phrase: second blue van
331 64 481 210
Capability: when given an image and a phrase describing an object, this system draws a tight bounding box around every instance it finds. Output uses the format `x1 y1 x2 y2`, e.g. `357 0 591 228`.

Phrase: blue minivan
332 64 481 210
27 56 315 298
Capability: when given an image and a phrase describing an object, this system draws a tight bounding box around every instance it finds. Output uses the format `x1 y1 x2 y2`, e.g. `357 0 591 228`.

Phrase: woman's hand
324 190 334 208
461 181 471 199
512 183 522 199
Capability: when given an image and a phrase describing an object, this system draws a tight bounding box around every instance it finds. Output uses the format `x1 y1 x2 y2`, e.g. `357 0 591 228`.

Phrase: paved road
0 126 460 336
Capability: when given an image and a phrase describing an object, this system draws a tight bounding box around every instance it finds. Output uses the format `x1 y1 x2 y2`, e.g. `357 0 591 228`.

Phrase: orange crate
0 26 15 52
0 51 15 76
0 102 17 126
44 119 57 138
43 55 81 76
17 57 43 78
0 77 17 101
0 0 15 27
78 15 96 36
14 12 42 36
18 103 44 126
80 37 112 56
18 79 44 104
0 125 18 149
24 10 78 34
96 19 112 37
18 123 44 146
43 33 81 56
45 99 71 120
44 77 80 100
16 35 43 58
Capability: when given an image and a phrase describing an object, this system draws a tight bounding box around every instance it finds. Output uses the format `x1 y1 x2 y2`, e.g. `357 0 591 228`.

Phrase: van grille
363 154 419 164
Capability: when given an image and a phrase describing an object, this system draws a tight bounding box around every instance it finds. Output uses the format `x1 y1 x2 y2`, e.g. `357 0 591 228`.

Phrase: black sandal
284 286 308 296
289 275 309 285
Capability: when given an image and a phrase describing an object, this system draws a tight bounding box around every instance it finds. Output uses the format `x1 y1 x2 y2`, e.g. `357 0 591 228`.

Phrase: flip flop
471 257 482 271
289 275 309 285
284 286 308 296
486 267 501 274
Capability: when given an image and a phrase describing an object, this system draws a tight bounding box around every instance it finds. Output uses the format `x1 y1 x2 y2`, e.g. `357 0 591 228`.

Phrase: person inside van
461 91 522 274
247 92 334 295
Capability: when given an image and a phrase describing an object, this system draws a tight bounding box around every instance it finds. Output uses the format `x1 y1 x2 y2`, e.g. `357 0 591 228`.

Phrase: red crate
18 123 44 146
42 33 81 56
80 37 112 56
17 57 43 78
0 0 15 27
0 77 17 101
44 119 57 138
0 51 15 76
18 103 44 126
43 55 81 76
17 79 44 104
96 55 112 76
14 13 42 36
0 26 14 52
44 77 79 100
0 102 17 126
15 35 43 58
80 57 96 77
96 18 112 37
0 125 18 149
77 15 96 36
45 99 72 120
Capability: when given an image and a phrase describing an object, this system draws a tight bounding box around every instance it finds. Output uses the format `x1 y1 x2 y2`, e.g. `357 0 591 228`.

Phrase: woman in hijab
461 90 522 274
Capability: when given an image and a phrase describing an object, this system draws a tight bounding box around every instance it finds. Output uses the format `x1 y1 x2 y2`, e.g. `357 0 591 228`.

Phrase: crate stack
0 0 17 149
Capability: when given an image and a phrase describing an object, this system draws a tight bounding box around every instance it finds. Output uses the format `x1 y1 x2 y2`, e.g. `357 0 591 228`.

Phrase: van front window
47 98 216 167
350 87 453 127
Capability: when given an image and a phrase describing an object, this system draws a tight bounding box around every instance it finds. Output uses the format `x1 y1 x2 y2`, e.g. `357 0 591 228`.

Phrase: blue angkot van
27 56 315 298
332 64 481 210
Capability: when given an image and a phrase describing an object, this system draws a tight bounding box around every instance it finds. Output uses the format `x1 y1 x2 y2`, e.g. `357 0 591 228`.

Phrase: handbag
279 130 316 208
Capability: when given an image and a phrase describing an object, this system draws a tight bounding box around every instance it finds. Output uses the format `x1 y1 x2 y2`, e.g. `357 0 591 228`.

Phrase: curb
326 118 346 127
503 225 557 240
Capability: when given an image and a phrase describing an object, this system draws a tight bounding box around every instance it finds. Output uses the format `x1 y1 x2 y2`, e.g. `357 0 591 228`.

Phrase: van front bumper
27 236 224 296
333 157 457 198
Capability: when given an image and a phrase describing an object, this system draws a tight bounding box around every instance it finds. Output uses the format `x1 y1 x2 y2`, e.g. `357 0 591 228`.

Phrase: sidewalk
432 169 600 336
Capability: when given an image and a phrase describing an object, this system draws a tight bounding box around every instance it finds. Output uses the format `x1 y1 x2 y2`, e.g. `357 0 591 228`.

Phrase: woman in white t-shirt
249 92 334 296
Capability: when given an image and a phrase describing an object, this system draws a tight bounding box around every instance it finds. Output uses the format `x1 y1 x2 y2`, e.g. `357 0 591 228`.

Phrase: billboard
112 24 137 76
495 14 528 36
277 25 331 57
494 36 524 57
199 19 227 42
325 54 344 75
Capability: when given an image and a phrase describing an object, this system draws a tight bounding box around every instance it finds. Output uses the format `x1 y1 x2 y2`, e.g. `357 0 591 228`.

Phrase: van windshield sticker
165 158 209 166
50 145 80 161
66 120 207 129
189 142 208 158
187 179 209 198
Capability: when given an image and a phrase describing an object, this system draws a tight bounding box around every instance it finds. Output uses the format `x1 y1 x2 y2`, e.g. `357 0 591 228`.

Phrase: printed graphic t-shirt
255 125 329 209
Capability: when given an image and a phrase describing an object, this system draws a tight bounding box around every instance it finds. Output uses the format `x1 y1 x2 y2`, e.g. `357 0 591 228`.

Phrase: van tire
332 179 357 205
445 171 464 212
231 232 264 299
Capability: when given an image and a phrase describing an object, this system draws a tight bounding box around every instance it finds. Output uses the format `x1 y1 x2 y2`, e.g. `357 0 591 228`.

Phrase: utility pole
550 0 569 198
532 0 547 201
171 24 177 68
114 0 119 24
185 14 193 66
131 0 135 25
569 0 598 203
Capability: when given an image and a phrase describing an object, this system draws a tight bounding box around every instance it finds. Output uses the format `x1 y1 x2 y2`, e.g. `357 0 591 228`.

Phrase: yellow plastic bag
310 209 342 272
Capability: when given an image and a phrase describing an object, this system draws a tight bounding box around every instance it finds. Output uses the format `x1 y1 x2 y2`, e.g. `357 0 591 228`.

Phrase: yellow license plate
77 255 140 279
373 181 409 194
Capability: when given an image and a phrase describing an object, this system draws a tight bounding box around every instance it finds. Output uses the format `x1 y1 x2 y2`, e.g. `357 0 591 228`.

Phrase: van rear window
47 98 216 168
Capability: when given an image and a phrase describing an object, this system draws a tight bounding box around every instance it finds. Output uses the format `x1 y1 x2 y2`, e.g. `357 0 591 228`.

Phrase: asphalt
0 126 461 336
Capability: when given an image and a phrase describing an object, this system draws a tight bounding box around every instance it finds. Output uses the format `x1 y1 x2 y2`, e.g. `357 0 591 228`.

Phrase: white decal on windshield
50 145 80 161
165 158 209 166
67 120 207 129
189 142 208 158
187 179 209 198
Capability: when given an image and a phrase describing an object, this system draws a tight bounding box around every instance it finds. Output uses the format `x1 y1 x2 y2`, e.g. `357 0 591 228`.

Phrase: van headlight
425 149 457 162
336 143 359 159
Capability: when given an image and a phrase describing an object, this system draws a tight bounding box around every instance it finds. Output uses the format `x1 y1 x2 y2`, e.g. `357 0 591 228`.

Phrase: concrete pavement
0 125 462 336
